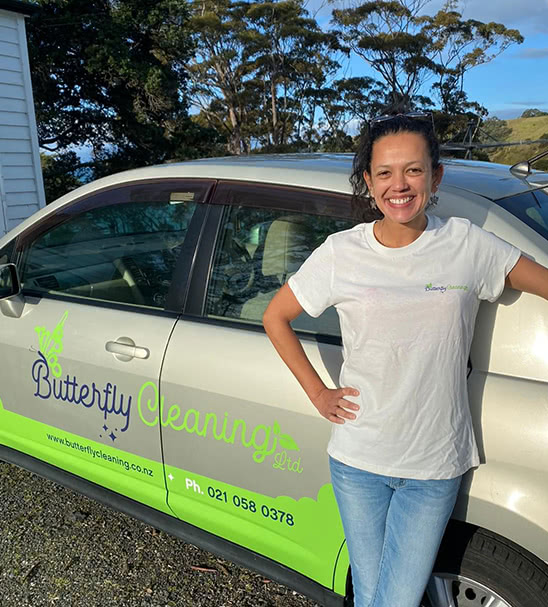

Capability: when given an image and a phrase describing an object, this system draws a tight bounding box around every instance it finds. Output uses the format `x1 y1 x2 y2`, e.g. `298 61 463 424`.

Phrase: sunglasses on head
369 111 434 129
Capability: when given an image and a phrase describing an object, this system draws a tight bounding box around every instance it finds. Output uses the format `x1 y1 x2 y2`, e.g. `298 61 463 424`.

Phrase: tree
28 0 217 186
187 0 340 153
481 116 512 143
243 0 339 149
40 152 85 203
521 109 548 118
186 0 256 154
315 76 385 149
330 0 523 114
425 1 523 114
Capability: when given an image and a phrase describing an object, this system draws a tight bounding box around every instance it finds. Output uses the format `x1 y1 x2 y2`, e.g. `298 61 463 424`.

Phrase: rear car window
495 189 548 241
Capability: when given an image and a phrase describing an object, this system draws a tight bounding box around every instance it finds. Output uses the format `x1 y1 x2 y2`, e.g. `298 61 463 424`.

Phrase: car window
17 181 213 310
205 204 356 338
496 189 548 241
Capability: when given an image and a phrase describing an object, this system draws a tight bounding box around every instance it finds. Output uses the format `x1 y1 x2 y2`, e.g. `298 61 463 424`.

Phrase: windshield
495 189 548 242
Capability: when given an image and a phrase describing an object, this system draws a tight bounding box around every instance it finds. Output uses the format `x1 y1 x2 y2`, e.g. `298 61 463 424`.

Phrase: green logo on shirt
425 283 468 293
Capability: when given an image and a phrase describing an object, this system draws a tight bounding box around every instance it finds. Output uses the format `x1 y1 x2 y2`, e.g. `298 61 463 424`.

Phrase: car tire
425 523 548 606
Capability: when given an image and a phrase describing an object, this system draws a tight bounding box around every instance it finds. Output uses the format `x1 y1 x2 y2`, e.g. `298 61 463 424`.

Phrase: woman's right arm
262 283 360 425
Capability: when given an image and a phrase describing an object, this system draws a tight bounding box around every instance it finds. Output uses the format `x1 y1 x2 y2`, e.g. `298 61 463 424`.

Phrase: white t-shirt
288 213 521 480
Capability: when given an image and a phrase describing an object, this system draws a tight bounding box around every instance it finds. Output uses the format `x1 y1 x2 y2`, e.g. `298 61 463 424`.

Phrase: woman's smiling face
364 131 444 227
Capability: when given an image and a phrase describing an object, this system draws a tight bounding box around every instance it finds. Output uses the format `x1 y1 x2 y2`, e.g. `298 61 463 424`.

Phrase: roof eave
0 0 40 16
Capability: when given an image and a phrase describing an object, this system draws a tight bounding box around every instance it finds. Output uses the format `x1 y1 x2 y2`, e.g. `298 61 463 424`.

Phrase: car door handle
105 338 150 361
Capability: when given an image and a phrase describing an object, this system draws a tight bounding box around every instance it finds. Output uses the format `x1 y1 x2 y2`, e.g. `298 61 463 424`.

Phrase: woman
262 114 548 607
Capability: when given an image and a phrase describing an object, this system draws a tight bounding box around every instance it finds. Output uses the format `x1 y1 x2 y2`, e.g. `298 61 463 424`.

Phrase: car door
0 179 213 513
158 181 356 588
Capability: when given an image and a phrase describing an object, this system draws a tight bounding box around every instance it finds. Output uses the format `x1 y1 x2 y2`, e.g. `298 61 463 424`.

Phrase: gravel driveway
0 462 321 607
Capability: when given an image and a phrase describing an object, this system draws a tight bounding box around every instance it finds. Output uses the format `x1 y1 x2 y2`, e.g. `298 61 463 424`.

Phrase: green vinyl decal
0 395 168 514
31 312 302 470
0 394 345 590
138 380 303 470
163 464 344 587
1 311 348 592
35 311 68 378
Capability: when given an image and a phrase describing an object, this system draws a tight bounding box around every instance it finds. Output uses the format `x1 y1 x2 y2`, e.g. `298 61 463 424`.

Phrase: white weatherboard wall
0 7 45 235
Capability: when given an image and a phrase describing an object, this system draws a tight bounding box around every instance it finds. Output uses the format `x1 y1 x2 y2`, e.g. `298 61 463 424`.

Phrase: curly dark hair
350 115 441 223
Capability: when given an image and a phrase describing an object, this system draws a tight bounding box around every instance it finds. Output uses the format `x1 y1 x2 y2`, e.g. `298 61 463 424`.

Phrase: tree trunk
270 77 278 146
228 106 242 155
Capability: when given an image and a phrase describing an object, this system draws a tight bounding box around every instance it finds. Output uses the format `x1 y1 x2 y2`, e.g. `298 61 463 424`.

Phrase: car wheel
425 524 548 607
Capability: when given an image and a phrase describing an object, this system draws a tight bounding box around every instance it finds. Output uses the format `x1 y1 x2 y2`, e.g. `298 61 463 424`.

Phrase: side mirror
0 263 21 300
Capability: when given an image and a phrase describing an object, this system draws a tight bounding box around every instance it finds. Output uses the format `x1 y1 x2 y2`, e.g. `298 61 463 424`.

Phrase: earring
368 188 377 209
429 193 439 207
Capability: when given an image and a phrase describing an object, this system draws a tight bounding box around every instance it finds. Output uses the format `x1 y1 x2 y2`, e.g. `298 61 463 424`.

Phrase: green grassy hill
488 115 548 170
506 115 548 140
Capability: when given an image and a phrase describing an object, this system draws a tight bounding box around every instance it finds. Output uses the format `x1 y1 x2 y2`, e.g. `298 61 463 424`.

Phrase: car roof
4 153 546 274
440 157 548 200
3 153 548 248
75 153 548 203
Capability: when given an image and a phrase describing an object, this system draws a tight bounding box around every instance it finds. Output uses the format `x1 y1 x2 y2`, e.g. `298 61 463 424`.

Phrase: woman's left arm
506 255 548 300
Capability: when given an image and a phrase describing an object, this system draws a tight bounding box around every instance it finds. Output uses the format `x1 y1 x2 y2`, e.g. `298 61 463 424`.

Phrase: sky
306 0 548 120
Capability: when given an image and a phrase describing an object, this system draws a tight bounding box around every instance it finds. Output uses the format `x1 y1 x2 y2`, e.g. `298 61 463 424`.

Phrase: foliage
186 0 255 154
28 0 219 190
521 108 548 118
187 0 341 153
318 129 356 153
433 110 482 144
481 117 512 143
317 76 385 143
40 152 85 203
330 0 523 114
244 0 339 149
28 0 528 171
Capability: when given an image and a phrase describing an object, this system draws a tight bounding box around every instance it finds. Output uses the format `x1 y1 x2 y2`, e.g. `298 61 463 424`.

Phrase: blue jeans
329 457 462 607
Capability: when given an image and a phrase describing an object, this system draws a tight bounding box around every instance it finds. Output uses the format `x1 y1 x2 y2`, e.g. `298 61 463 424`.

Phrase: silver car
0 154 547 606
